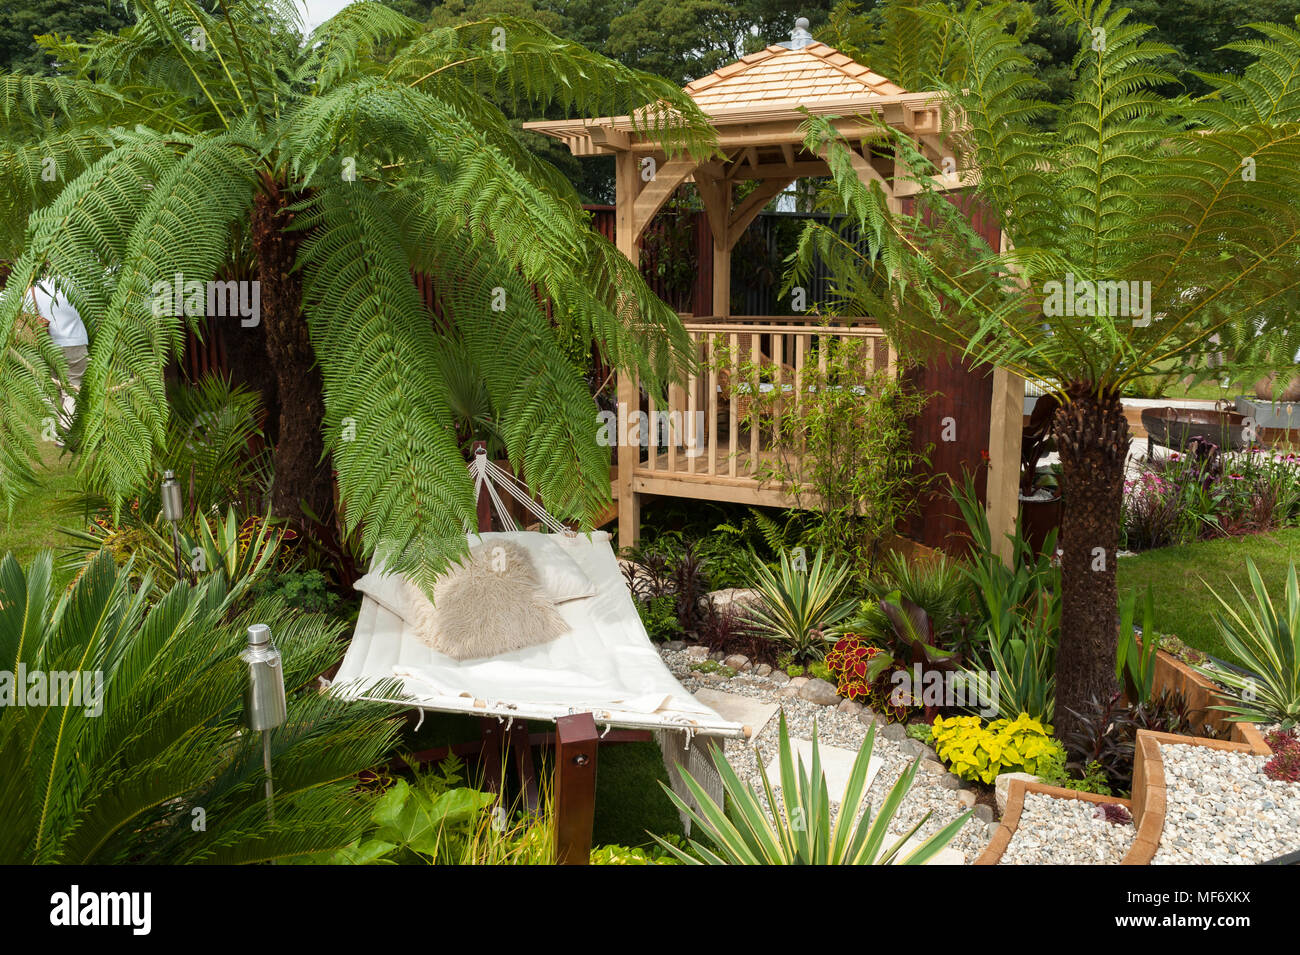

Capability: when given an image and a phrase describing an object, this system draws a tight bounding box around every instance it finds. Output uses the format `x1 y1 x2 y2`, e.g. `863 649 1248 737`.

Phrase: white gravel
661 648 992 862
1000 792 1134 865
1152 742 1300 864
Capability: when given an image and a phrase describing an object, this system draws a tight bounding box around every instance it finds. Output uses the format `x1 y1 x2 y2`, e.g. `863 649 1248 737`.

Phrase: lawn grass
0 440 81 566
1117 526 1300 664
402 712 683 849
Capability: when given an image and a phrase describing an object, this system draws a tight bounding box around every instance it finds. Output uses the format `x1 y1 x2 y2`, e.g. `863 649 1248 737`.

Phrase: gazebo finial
789 16 814 50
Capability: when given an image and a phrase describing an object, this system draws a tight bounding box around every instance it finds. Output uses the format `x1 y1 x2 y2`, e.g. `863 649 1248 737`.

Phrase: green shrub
252 569 345 618
635 593 683 642
930 713 1064 785
590 843 683 865
1037 750 1113 796
690 660 736 678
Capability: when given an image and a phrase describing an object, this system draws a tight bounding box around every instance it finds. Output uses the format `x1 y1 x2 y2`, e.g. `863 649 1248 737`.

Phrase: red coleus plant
826 634 914 723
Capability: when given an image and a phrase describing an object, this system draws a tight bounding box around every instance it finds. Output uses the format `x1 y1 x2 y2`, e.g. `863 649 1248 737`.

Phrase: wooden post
472 439 491 534
615 151 641 547
553 712 599 865
986 365 1024 566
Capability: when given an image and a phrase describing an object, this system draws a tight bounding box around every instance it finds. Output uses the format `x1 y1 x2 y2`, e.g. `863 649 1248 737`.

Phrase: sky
298 0 361 30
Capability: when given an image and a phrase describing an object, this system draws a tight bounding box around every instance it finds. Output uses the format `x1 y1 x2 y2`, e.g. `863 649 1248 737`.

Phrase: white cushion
466 531 596 604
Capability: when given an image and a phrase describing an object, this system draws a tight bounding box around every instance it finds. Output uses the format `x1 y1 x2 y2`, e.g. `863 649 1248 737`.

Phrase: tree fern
0 1 718 587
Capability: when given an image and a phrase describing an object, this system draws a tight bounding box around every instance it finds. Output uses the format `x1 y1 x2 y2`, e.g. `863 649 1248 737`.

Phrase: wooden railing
624 315 896 487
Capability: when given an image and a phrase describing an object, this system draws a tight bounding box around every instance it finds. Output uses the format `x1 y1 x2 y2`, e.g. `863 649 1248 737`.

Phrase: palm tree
0 1 715 587
797 0 1300 746
0 549 401 864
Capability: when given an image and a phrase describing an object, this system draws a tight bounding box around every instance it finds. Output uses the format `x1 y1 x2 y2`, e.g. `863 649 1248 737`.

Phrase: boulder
798 678 841 706
879 722 907 742
995 772 1040 814
788 676 809 689
706 588 764 619
723 654 751 672
663 640 686 651
769 670 790 686
684 645 709 661
956 788 977 808
754 663 772 677
837 699 864 716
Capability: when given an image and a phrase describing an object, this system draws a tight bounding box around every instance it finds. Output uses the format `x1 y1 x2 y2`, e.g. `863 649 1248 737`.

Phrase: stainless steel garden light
242 624 287 824
160 470 186 581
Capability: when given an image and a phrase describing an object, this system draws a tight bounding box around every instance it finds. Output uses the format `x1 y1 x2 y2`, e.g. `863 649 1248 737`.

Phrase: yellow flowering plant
930 713 1063 784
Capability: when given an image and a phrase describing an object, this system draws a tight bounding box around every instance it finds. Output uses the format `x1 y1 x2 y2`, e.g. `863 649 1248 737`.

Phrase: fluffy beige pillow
403 541 569 660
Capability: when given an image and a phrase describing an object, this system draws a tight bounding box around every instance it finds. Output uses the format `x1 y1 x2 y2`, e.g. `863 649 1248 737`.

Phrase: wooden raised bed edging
973 722 1273 866
1126 727 1274 865
973 782 1135 866
1136 642 1234 735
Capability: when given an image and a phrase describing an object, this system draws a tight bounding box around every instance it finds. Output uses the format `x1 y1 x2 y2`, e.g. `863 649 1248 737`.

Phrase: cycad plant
748 547 857 662
795 0 1300 748
0 549 401 863
655 714 970 864
0 2 715 589
1196 558 1300 727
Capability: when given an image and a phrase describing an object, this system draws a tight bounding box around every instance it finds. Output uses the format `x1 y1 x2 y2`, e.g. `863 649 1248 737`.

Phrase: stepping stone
884 829 966 866
764 738 882 795
693 688 779 737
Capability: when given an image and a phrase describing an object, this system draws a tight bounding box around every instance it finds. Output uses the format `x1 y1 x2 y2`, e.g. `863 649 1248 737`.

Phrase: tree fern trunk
251 181 333 534
1052 383 1127 752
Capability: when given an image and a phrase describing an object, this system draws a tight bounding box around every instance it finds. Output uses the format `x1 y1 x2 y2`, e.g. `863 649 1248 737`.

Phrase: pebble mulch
1000 792 1134 865
1152 742 1300 865
661 648 994 863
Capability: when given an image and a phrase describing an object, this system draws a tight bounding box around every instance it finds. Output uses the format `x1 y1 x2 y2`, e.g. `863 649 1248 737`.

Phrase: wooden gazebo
526 21 1023 558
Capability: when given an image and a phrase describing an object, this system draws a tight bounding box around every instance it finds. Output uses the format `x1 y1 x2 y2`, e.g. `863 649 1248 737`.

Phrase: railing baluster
729 331 739 478
750 331 760 478
687 334 698 475
707 333 718 475
772 332 783 449
646 389 656 473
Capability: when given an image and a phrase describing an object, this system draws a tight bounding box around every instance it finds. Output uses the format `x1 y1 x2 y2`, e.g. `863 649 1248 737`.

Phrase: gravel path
661 649 993 863
1152 742 1300 865
1000 792 1134 865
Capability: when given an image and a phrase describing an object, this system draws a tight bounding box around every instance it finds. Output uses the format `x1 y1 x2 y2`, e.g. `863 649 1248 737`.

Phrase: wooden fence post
986 366 1024 566
553 712 599 865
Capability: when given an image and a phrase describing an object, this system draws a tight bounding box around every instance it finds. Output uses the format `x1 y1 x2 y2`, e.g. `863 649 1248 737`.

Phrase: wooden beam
553 713 599 865
726 177 795 250
780 142 795 166
587 126 631 152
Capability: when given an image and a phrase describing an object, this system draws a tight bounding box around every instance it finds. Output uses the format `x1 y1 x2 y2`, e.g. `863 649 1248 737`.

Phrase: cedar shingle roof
684 42 907 114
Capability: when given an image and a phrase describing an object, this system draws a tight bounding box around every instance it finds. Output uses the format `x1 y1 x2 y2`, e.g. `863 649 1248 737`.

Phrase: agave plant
1195 559 1300 727
0 549 400 864
747 547 856 662
62 503 285 599
654 714 969 865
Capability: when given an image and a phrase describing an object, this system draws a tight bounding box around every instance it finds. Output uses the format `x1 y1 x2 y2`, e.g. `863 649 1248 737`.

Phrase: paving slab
692 688 780 737
763 737 882 795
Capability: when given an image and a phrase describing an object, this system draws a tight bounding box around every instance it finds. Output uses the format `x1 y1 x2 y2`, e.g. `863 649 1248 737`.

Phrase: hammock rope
468 449 573 536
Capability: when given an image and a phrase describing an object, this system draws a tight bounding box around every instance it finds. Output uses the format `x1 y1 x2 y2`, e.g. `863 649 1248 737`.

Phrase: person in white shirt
26 276 89 415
